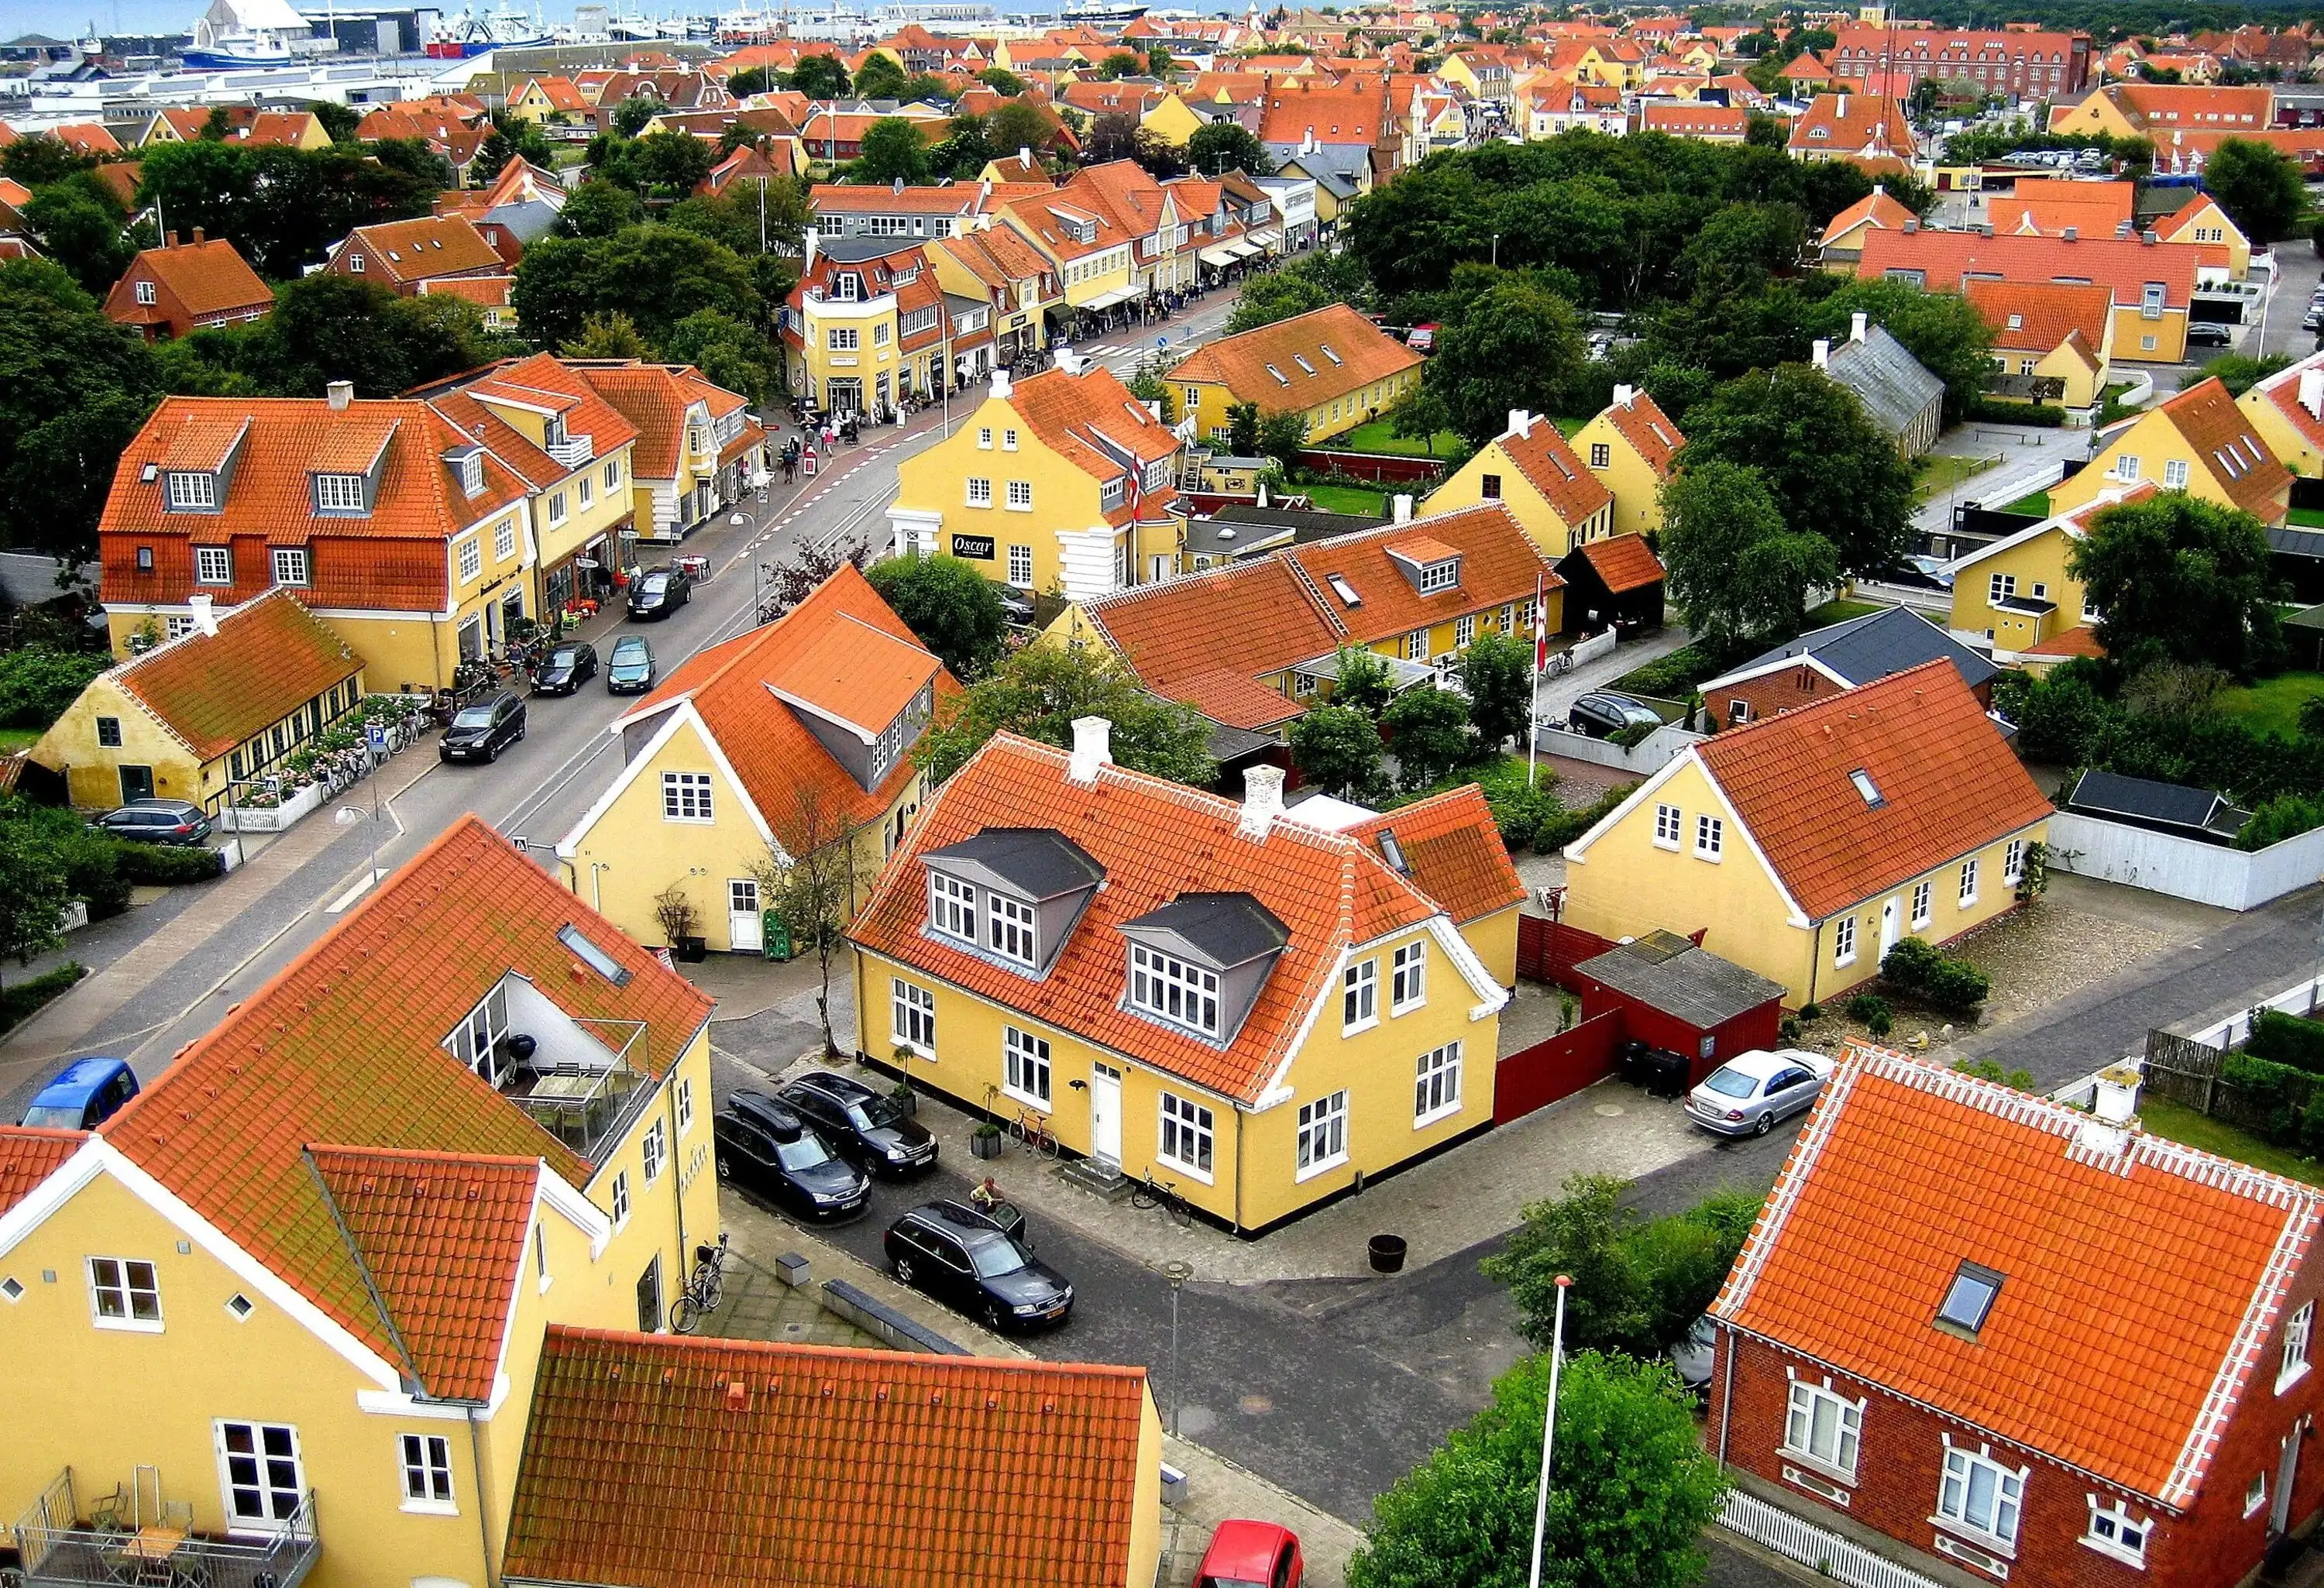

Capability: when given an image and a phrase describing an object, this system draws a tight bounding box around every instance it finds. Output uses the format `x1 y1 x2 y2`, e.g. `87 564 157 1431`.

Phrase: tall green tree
1226 270 1331 333
1185 119 1271 176
1383 686 1473 789
988 100 1056 162
513 225 759 352
1424 279 1587 445
791 53 853 98
1096 50 1145 77
631 129 716 198
1287 703 1382 796
0 260 160 561
237 273 512 397
853 117 934 185
2204 138 2309 242
0 816 76 993
662 308 779 404
978 67 1027 95
611 95 661 137
0 132 95 187
852 52 911 101
2068 493 2286 679
1657 460 1837 648
558 177 646 238
914 641 1215 785
22 171 136 296
863 551 1009 679
1457 631 1535 751
473 111 553 184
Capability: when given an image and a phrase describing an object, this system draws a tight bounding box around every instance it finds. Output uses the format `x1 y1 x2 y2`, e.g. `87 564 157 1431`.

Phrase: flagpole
1528 571 1545 789
1526 1274 1573 1588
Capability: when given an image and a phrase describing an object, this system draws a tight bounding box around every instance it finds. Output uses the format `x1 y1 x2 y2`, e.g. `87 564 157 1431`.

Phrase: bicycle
1131 1169 1193 1227
667 1232 729 1335
1007 1108 1060 1159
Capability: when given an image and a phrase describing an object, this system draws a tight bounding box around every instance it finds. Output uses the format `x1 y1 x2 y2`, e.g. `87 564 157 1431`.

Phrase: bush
1880 935 1989 1013
1950 1057 2036 1089
2247 1009 2324 1075
0 645 109 730
108 839 225 885
1470 759 1560 850
1961 397 2068 427
2236 793 2324 851
1609 720 1659 748
1845 992 1893 1036
0 961 84 1035
2223 1051 2312 1147
1612 644 1722 697
1534 781 1636 853
1798 1002 1822 1019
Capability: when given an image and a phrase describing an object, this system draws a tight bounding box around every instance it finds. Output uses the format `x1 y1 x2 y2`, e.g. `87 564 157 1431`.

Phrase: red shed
1569 931 1784 1086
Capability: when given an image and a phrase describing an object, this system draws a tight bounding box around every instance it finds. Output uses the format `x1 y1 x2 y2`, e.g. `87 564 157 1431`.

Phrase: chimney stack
327 380 354 411
2062 225 2078 241
1392 493 1412 524
1067 716 1112 783
187 593 218 638
1811 338 1831 370
1612 383 1635 406
1019 144 1032 164
1238 765 1286 840
2301 366 2324 421
191 226 204 244
1850 311 1868 344
2075 1062 2144 1155
1508 409 1532 439
167 230 179 248
991 366 1012 400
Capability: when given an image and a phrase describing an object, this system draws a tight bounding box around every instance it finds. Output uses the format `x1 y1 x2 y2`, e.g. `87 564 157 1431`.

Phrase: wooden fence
2141 1027 2318 1138
1515 915 1617 988
1494 1010 1621 1125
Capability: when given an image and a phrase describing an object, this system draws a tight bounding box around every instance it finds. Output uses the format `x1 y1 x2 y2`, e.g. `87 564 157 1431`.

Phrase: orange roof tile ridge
2164 1197 2317 1504
301 1143 421 1388
544 1321 1151 1380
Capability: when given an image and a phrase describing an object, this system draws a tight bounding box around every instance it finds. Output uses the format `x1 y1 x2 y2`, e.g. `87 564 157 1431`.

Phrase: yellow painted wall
1175 365 1421 449
1140 94 1205 147
1424 437 1613 556
892 393 1118 594
2108 303 2188 365
2163 199 2250 278
2053 411 2252 522
1568 414 1668 537
33 670 368 813
1463 906 1519 989
2243 386 2324 476
1946 522 2087 651
2047 92 2141 138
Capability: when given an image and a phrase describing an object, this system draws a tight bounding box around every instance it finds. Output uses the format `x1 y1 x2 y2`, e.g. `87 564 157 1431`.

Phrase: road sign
367 724 389 754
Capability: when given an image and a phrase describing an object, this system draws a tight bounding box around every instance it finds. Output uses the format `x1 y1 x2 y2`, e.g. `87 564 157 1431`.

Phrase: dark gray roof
1710 605 1999 693
813 236 925 264
1573 937 1785 1029
922 827 1103 899
1187 503 1388 558
1202 719 1281 763
1120 892 1289 968
2066 769 2248 836
1992 593 2057 615
1822 325 1944 440
2286 601 2324 633
2270 527 2324 562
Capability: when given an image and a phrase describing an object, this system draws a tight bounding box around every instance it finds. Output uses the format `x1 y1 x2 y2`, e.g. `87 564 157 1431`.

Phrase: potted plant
653 885 705 961
971 1122 1004 1159
889 1043 920 1115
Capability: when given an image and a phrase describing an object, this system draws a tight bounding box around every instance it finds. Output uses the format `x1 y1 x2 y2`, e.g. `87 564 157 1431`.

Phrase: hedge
1961 397 2068 428
109 840 226 885
2247 1009 2324 1075
0 962 84 1037
1535 782 1636 854
1879 936 1989 1013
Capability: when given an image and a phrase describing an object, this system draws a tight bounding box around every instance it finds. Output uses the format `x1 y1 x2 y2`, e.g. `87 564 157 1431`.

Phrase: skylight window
1319 343 1342 364
1326 574 1361 607
1265 363 1291 387
559 923 633 986
1377 828 1408 874
1937 1261 2003 1334
1293 355 1317 374
1848 768 1882 806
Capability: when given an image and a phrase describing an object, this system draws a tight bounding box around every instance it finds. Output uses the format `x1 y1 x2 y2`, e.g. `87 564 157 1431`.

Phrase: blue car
21 1057 139 1130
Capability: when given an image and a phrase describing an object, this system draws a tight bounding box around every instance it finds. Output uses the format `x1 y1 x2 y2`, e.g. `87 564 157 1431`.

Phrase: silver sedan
1685 1048 1837 1137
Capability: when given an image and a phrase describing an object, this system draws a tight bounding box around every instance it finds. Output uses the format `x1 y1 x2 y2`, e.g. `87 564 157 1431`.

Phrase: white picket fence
1718 1490 1946 1588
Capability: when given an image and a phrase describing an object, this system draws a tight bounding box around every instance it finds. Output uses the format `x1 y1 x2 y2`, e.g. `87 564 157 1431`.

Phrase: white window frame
2003 839 2025 886
966 476 993 507
270 548 308 587
603 459 621 490
985 892 1037 967
1129 942 1220 1036
1417 559 1458 594
641 1119 666 1185
1157 1091 1215 1181
1006 479 1033 510
675 1077 694 1136
1003 1025 1051 1107
1988 572 2016 605
1783 1380 1864 1482
1391 940 1426 1015
1455 613 1476 647
1912 879 1933 930
2164 458 2190 489
1414 1041 1463 1126
88 1256 163 1332
135 277 157 305
1003 428 1019 451
1937 1445 2026 1553
977 426 992 449
579 476 593 507
1959 858 1980 908
1008 544 1034 586
827 326 859 351
1652 803 1683 850
1694 814 1724 861
2248 1472 2270 1518
892 978 935 1053
215 1420 304 1535
167 471 217 510
497 519 518 561
930 872 977 944
2282 1300 2313 1391
2115 453 2141 483
2082 1497 2150 1567
1294 1089 1347 1180
399 1432 456 1514
660 770 713 823
610 1169 630 1229
1834 913 1857 968
315 473 366 512
456 535 483 584
194 545 232 586
1343 958 1378 1033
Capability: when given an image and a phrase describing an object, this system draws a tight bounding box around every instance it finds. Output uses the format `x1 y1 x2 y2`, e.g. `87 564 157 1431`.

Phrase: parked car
1669 1313 1717 1390
606 635 656 694
711 1090 870 1220
883 1199 1073 1332
779 1071 939 1177
1406 322 1438 353
438 691 527 763
20 1056 139 1130
627 565 693 620
1685 1047 1838 1136
1196 1521 1305 1588
997 590 1037 627
90 798 212 846
531 642 597 696
2186 322 2235 348
1566 693 1662 739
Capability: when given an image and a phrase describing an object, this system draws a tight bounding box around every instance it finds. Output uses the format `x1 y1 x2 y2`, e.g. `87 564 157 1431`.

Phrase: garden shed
1569 930 1785 1086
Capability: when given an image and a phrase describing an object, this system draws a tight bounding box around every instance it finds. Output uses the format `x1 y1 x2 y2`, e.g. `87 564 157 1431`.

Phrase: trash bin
761 909 792 961
1368 1234 1408 1273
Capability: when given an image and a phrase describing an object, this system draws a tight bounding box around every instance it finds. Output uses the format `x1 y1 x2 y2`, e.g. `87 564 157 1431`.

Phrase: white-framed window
675 1077 694 1135
461 455 484 496
828 326 859 350
1003 428 1019 450
167 471 217 510
579 476 593 507
641 1119 666 1184
1295 1089 1347 1178
2084 1499 2149 1566
349 253 365 272
610 1170 630 1229
873 321 891 345
136 277 157 304
1391 940 1426 1013
1959 858 1980 907
986 892 1037 966
194 545 232 585
1415 1041 1462 1126
2003 839 2025 886
2114 453 2141 483
1783 1380 1863 1480
892 978 935 1050
1937 1445 2025 1547
2282 1300 2313 1390
967 476 993 507
496 518 518 562
1003 1025 1050 1105
2248 1473 2270 1518
1912 880 1932 929
930 872 977 942
88 1256 162 1330
315 473 365 511
1130 942 1220 1036
977 426 992 449
1008 544 1033 586
1417 559 1458 594
1455 613 1475 647
1988 572 2016 605
603 459 621 490
1694 814 1723 860
399 1432 456 1513
660 771 713 822
216 1421 304 1531
1006 479 1033 510
1157 1091 1215 1178
271 548 308 587
1653 803 1682 849
2164 459 2190 488
1343 958 1377 1031
1404 629 1429 662
457 536 483 583
548 491 568 525
1834 914 1857 968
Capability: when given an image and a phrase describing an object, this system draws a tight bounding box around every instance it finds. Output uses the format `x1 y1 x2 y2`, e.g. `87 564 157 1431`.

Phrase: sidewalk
1532 624 1692 719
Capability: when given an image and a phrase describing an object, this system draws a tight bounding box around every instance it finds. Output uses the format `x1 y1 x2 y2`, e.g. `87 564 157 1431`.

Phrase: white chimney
1507 409 1532 439
1257 479 1270 507
187 593 218 638
326 380 354 411
2092 1063 2141 1124
1238 764 1285 839
1018 144 1032 164
1850 311 1868 345
992 366 1012 400
1392 493 1412 523
1612 383 1635 407
1811 338 1831 370
2301 366 2324 421
1067 716 1112 783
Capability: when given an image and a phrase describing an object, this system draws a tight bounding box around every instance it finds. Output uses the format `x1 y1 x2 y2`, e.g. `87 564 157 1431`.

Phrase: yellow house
890 365 1185 600
559 563 952 954
507 74 591 122
1140 90 1208 147
1569 386 1683 538
1963 277 2114 411
1425 409 1615 557
847 726 1511 1233
1169 302 1423 448
1562 663 2053 1008
2158 190 2252 278
0 816 719 1588
573 360 765 547
2239 348 2324 476
2050 374 2291 526
928 225 1060 368
1938 485 2145 658
33 588 363 813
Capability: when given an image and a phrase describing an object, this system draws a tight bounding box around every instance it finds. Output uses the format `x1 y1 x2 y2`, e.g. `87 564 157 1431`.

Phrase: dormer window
314 473 366 514
1129 944 1219 1035
986 894 1037 964
930 873 978 943
166 471 218 511
1417 559 1458 594
1101 476 1126 509
834 273 861 301
446 981 511 1085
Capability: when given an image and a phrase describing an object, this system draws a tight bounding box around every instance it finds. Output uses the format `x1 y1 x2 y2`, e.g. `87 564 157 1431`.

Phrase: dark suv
778 1071 939 1177
1567 692 1662 739
883 1200 1074 1332
627 565 693 620
439 691 527 763
91 798 213 845
713 1090 870 1220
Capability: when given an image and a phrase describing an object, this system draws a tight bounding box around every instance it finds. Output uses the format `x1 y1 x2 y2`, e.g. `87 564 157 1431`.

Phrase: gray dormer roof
923 827 1103 901
1708 605 1999 695
1119 892 1289 970
1823 325 1944 440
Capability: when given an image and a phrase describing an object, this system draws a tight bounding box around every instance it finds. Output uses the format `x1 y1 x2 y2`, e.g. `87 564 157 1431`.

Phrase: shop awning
1078 285 1141 311
1246 228 1282 248
1198 245 1240 268
1226 239 1263 259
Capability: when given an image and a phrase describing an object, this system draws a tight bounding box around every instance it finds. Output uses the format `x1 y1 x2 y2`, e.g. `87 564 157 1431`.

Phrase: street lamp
1160 1259 1194 1438
1526 1275 1574 1588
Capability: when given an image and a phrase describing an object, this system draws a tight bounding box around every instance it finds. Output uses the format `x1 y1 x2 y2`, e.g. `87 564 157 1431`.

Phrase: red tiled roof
1820 187 1915 239
1638 102 1748 136
1717 1044 2321 1505
1688 661 2051 920
98 817 713 1388
417 354 644 493
2242 351 2324 458
308 1144 539 1401
105 237 273 326
851 733 1452 1101
1963 277 2113 354
50 122 120 155
1599 389 1683 477
341 214 504 285
1167 303 1421 413
2154 375 2291 520
110 589 361 761
1492 417 1614 528
1343 784 1525 925
1991 179 2138 236
2023 624 2104 658
1858 225 2199 308
1006 366 1180 507
2058 81 2271 131
1576 533 1664 595
570 363 710 480
1786 91 1917 160
504 1328 1153 1587
0 1127 84 1220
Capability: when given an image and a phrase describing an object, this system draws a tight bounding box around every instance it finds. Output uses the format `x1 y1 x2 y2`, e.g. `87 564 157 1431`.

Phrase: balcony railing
501 1017 650 1160
14 1469 321 1588
548 434 594 468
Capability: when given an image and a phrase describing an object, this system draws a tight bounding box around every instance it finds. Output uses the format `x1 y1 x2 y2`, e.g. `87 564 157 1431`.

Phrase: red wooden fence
1494 1009 1623 1125
1516 916 1618 988
1295 449 1448 485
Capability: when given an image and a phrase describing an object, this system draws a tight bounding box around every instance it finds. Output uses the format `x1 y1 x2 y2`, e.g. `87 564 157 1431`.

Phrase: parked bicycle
1006 1108 1061 1159
1130 1170 1193 1227
668 1232 730 1335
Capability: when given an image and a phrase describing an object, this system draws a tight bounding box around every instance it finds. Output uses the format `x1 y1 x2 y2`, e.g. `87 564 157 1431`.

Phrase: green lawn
1303 483 1389 515
2290 507 2324 529
2215 671 2324 738
2138 1095 2324 1187
1337 418 1466 459
0 727 40 753
1915 453 1997 501
1999 490 2051 517
1803 598 1885 628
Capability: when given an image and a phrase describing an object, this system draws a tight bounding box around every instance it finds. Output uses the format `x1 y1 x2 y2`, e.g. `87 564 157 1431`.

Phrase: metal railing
547 435 594 468
1718 1490 1942 1588
15 1470 321 1588
506 1016 651 1160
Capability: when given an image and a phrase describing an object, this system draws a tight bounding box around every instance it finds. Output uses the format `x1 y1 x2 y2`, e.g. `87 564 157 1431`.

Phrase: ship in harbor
424 0 555 54
183 0 310 67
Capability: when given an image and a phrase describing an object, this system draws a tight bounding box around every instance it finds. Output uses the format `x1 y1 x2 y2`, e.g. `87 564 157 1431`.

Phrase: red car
1195 1520 1303 1588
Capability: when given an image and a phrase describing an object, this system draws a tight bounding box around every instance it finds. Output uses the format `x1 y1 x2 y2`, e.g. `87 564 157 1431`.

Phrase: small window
892 978 935 1050
1416 559 1458 594
1987 572 2016 604
1415 1041 1462 1124
930 873 977 942
1391 940 1426 1013
1653 803 1682 848
967 477 993 507
1295 1090 1347 1177
271 548 309 587
1587 441 1611 469
557 924 631 985
977 426 992 449
1912 879 1932 929
457 537 483 583
315 473 366 512
170 470 220 512
1783 1380 1862 1480
1694 814 1723 860
661 771 713 822
1938 1260 2003 1333
675 1077 694 1136
497 519 518 562
1480 472 1502 500
135 278 157 305
96 716 122 748
88 1257 162 1329
1343 958 1377 1029
399 1432 456 1511
1158 1091 1215 1177
1004 1025 1050 1105
2164 459 2190 489
462 454 485 497
1007 545 1033 586
2283 1300 2314 1389
641 1119 667 1184
1834 914 1857 968
2085 1500 2148 1566
1959 858 1980 907
1938 1446 2024 1545
1006 480 1032 510
2003 839 2025 886
828 327 858 351
604 459 621 490
1129 942 1220 1036
1848 768 1882 806
136 546 154 572
1003 429 1019 450
349 253 365 272
610 1170 630 1228
986 892 1037 966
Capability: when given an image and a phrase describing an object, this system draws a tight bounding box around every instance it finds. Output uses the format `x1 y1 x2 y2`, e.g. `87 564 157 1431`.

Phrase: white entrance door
1088 1063 1122 1171
1879 895 1901 957
728 879 763 954
215 1420 304 1534
2274 1424 2304 1533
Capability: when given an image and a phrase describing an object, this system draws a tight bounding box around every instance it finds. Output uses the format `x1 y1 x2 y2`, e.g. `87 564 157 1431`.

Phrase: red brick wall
1705 665 1838 731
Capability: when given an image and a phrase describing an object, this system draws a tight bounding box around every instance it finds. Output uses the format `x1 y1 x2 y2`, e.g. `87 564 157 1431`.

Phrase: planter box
971 1132 1004 1160
217 782 322 834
